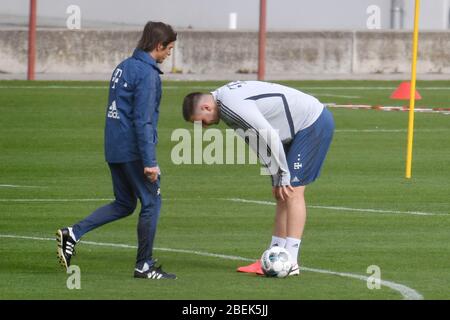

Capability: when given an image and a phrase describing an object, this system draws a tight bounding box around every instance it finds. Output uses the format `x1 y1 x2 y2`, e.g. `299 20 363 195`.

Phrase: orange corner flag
391 82 422 100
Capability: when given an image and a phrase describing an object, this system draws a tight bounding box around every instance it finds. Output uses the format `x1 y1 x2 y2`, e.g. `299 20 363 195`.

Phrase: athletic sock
285 237 301 264
269 236 286 249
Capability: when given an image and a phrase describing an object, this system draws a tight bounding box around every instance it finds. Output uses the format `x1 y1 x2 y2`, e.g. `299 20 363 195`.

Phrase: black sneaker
56 227 77 270
134 264 177 280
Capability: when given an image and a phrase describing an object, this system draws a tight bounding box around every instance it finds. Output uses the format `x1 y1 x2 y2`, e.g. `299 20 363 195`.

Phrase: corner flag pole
405 0 421 179
257 0 267 80
27 0 37 80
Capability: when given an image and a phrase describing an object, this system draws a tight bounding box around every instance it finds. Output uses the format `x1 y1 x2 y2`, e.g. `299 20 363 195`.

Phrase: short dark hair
137 21 177 52
182 92 204 121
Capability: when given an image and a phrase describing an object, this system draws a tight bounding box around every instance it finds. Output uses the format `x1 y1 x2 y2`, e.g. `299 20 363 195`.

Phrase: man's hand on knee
272 185 294 201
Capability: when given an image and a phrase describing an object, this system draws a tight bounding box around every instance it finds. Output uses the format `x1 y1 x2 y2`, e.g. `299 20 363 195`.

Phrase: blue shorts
284 107 334 187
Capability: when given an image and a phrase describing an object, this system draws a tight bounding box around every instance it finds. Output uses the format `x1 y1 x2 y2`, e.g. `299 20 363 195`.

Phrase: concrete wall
354 31 450 74
1 29 449 76
0 29 141 74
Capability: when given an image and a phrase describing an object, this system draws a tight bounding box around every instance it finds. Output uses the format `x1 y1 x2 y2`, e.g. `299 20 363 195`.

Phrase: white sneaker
288 263 300 276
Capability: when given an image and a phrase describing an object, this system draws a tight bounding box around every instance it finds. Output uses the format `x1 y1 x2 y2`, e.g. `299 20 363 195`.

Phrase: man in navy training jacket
57 21 177 280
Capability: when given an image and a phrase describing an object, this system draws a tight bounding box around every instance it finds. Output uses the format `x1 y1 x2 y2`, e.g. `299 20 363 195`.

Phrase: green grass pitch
0 80 449 300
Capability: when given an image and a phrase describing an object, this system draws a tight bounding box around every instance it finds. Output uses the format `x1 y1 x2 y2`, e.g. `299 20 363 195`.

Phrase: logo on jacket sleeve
111 68 123 89
107 100 120 119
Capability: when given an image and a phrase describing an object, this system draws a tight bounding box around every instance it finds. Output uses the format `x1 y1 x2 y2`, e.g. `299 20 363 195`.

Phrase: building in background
1 0 449 79
0 0 449 30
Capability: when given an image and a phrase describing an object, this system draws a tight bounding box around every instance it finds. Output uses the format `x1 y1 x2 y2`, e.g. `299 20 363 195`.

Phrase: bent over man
182 81 334 276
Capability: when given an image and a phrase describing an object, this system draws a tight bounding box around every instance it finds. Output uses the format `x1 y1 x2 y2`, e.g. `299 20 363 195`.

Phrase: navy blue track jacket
104 49 163 168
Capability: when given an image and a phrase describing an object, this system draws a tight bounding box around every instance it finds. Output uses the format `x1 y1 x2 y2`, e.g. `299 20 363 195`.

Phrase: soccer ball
260 246 292 278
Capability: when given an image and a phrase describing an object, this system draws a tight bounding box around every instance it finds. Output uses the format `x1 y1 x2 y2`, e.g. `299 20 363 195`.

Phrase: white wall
1 0 449 30
1 29 449 75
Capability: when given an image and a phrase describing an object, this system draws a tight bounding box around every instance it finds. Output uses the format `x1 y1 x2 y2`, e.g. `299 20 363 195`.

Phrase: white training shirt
211 81 324 186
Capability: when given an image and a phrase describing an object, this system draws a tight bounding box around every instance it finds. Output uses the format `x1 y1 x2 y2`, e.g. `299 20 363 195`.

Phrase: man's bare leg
237 186 306 274
284 185 306 273
286 186 306 239
273 199 287 238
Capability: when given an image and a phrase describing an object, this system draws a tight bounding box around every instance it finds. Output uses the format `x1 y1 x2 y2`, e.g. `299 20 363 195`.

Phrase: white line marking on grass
0 197 447 216
0 86 214 90
0 86 109 89
0 198 113 202
335 129 408 133
0 85 215 90
165 86 216 90
225 198 447 216
334 129 450 133
301 266 423 300
0 85 214 90
308 92 361 99
0 86 107 89
1 85 449 91
0 184 48 188
0 233 423 300
296 87 450 91
0 234 53 241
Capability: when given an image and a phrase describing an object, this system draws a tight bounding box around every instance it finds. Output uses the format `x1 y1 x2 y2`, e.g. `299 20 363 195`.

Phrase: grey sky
1 0 449 30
